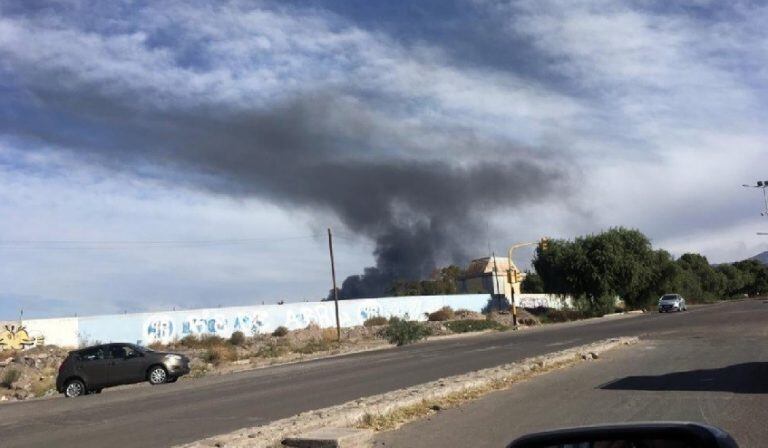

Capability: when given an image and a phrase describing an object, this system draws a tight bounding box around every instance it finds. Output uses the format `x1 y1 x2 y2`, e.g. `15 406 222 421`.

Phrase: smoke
5 85 566 299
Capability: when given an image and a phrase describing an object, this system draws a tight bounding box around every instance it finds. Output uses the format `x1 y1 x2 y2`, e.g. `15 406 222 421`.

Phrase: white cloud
0 144 373 318
477 0 768 261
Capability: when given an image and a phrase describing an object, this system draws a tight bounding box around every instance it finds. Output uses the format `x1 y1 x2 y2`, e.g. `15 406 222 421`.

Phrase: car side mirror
507 422 738 448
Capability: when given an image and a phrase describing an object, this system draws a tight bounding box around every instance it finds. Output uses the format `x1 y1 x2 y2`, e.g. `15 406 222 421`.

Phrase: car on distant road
56 343 190 397
658 293 687 313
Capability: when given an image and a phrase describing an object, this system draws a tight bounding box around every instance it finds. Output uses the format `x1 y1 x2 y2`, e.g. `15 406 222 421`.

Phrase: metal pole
328 228 341 342
762 186 768 216
492 252 502 311
507 247 518 328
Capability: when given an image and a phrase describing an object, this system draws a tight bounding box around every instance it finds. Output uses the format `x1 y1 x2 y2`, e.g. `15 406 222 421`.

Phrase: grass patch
321 327 339 342
30 376 55 397
201 345 237 366
357 355 582 432
189 363 211 378
180 334 229 349
363 316 389 327
1 368 21 388
527 307 592 323
360 400 435 431
444 319 507 333
254 340 290 358
293 339 338 355
427 306 455 322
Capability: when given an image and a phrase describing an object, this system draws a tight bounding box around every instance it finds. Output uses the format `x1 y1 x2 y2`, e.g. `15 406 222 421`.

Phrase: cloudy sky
1 0 767 319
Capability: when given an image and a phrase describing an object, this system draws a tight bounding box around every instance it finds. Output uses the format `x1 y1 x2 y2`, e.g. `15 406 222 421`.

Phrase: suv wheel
64 379 85 398
148 366 168 385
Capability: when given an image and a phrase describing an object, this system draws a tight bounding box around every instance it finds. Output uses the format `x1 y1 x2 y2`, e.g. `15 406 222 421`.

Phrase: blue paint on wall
75 294 495 346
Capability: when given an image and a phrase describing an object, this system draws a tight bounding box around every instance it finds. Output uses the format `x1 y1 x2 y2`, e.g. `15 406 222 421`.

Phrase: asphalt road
375 299 768 448
0 300 762 448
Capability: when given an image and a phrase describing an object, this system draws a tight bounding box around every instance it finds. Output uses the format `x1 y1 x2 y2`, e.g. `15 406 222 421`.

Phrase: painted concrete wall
10 293 571 350
21 317 79 347
78 294 493 346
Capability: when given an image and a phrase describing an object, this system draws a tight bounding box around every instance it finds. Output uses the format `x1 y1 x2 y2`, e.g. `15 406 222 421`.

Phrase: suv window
110 344 139 359
79 346 108 361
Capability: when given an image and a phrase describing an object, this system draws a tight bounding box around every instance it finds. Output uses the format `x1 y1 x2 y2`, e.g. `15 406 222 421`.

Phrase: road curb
177 337 639 448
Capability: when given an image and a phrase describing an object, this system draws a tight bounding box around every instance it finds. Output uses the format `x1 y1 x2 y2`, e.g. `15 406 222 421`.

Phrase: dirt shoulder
0 306 644 403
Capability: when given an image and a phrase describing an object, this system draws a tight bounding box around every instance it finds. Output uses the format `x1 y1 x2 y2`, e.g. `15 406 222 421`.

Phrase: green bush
229 331 246 346
445 319 506 333
381 317 431 346
1 368 21 388
272 326 289 337
427 306 455 322
363 316 389 327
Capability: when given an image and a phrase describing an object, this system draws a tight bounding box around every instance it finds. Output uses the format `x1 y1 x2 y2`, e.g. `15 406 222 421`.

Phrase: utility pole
327 228 341 342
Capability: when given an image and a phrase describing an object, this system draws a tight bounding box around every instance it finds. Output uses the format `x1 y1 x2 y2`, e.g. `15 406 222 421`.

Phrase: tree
533 227 658 313
715 263 746 298
520 271 544 293
733 259 768 296
389 265 466 296
676 253 726 301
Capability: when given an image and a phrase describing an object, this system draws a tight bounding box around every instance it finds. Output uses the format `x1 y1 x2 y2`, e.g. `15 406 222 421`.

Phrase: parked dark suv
56 343 190 397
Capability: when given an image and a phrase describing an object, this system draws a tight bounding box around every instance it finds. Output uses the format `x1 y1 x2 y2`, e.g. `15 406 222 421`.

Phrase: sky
1 0 768 319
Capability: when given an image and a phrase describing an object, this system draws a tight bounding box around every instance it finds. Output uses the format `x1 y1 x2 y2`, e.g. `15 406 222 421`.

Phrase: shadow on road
600 362 768 394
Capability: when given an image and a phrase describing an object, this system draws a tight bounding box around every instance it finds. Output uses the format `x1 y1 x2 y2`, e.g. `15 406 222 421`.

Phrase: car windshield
660 295 678 301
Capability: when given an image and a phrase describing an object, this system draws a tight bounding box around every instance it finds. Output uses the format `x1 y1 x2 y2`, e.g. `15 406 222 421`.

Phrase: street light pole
742 181 768 217
507 239 548 329
742 181 768 235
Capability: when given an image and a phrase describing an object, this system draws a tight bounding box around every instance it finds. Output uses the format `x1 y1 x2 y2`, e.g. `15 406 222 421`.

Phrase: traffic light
507 270 522 283
539 237 549 251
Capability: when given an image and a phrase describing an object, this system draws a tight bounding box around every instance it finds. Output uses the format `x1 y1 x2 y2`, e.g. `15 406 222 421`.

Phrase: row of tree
523 227 768 312
389 265 465 296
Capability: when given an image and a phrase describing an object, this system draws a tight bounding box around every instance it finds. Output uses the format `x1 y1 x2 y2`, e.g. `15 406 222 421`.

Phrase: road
375 299 768 448
0 300 764 448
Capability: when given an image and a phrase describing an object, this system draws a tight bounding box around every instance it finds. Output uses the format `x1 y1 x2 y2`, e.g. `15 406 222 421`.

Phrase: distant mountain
750 251 768 265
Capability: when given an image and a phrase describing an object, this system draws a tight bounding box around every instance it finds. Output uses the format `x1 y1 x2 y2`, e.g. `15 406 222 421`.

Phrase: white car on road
658 293 687 312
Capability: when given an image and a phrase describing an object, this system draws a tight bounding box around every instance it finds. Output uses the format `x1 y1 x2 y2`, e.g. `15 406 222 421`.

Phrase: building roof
464 256 513 278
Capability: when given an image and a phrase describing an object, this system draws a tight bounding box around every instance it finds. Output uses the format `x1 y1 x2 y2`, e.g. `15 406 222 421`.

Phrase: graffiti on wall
144 312 270 343
0 325 36 351
141 303 393 344
517 295 570 310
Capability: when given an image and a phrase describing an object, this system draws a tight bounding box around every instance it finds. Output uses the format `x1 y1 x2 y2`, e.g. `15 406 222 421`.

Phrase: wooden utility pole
328 228 341 341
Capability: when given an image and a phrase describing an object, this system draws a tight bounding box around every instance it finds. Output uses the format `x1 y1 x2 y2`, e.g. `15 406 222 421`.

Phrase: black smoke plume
5 85 566 299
